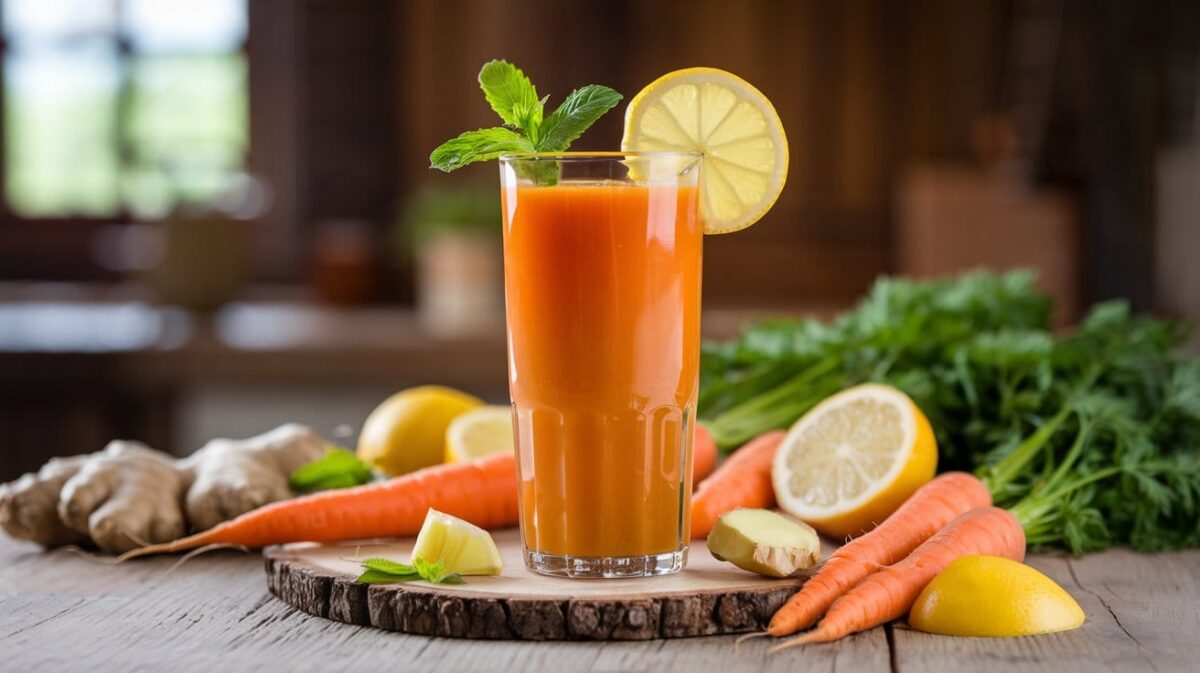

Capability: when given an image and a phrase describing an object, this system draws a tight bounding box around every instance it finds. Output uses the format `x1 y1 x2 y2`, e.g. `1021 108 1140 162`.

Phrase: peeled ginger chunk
706 508 820 578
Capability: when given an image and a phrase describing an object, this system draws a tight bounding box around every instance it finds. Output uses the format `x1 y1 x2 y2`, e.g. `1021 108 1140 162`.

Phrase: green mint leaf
355 556 466 585
362 557 416 575
356 568 418 584
411 556 430 575
432 61 623 177
412 556 463 584
289 446 373 493
412 556 442 582
429 559 446 578
304 473 361 490
536 85 623 152
478 60 541 131
430 127 534 172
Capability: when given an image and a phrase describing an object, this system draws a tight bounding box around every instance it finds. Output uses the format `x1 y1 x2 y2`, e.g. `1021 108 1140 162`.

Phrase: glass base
523 547 687 578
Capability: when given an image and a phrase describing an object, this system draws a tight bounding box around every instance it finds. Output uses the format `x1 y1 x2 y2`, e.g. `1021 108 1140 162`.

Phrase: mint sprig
429 60 622 173
429 127 532 173
355 556 465 585
537 85 624 153
288 446 374 493
478 60 544 134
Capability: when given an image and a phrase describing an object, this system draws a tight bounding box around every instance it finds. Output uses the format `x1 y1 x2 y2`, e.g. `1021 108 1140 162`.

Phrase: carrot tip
61 545 124 565
115 543 173 562
734 631 769 649
768 632 820 654
162 543 249 575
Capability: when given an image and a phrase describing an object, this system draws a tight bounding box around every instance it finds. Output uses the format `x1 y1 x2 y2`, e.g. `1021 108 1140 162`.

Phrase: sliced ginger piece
706 508 820 578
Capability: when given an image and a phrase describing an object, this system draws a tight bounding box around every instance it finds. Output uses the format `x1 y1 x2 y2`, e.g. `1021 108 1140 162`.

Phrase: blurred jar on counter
310 219 378 305
398 184 504 337
95 172 270 312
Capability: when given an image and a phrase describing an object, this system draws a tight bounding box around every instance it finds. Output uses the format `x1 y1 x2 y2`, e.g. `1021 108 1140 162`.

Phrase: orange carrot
772 506 1025 650
767 471 991 636
693 424 718 484
690 430 786 538
121 428 725 559
119 452 521 559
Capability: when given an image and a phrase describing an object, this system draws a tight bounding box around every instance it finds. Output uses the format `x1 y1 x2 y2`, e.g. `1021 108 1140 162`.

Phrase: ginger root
0 455 91 548
59 441 190 553
0 424 328 554
181 424 325 531
707 508 821 578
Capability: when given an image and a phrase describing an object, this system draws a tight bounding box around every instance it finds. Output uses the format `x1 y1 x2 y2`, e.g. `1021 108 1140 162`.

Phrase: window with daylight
1 0 248 220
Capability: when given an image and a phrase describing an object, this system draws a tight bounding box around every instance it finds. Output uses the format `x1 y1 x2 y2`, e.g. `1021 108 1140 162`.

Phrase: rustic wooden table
2 537 1196 672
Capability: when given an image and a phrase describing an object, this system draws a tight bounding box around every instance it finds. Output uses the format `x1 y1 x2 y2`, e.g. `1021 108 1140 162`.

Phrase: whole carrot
690 430 785 538
693 424 718 484
771 506 1025 650
121 429 723 559
119 452 520 559
768 471 991 636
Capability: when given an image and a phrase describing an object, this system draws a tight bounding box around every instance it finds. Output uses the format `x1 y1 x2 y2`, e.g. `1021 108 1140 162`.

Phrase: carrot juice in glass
499 152 703 577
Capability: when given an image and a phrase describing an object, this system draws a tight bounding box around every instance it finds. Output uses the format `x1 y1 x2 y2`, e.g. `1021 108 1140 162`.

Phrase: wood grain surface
1 535 1196 672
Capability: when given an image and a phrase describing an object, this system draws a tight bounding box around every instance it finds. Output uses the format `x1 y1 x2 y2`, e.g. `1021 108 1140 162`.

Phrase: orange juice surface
502 181 702 558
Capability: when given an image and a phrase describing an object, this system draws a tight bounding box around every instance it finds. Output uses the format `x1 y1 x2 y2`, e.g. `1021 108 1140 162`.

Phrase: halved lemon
772 383 937 539
910 555 1085 636
622 67 788 234
445 405 515 463
411 508 503 576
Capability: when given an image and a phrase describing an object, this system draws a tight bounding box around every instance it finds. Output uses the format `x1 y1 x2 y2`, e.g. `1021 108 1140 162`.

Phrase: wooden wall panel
392 0 1008 307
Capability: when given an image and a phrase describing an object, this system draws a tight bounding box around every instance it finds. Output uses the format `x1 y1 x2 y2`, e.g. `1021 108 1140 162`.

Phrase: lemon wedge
772 383 937 539
410 508 503 576
621 67 788 234
910 555 1086 637
357 385 483 477
445 405 515 463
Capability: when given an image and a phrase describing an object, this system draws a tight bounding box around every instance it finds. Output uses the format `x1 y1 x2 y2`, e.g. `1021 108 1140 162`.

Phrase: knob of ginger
58 441 190 553
0 424 329 554
706 508 821 578
180 424 326 531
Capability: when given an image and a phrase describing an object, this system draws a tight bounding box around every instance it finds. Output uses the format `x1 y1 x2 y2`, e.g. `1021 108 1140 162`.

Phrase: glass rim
499 150 703 162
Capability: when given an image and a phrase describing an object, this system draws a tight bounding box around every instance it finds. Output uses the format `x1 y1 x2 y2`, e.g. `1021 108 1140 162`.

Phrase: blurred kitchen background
0 0 1197 479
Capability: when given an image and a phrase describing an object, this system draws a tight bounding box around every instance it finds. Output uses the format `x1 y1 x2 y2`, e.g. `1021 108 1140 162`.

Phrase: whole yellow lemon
357 385 483 476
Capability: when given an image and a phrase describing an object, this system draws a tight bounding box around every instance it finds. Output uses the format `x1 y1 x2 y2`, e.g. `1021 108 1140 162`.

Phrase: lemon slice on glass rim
621 67 789 234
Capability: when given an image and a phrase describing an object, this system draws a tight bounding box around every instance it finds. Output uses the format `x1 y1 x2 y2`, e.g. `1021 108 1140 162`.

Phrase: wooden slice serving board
265 528 816 640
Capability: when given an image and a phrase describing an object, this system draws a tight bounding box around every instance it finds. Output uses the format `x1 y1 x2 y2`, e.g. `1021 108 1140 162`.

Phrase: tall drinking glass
499 152 704 578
